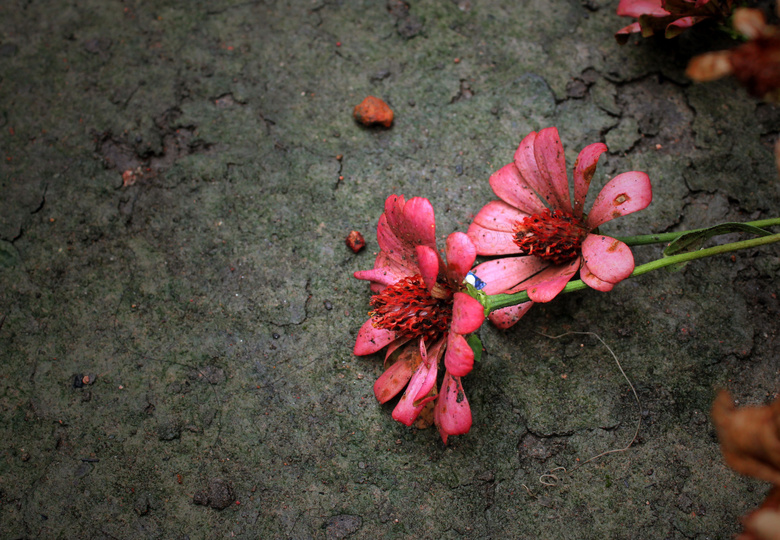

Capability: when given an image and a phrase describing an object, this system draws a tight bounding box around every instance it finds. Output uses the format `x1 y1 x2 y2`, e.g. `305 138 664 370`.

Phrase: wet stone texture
0 1 779 538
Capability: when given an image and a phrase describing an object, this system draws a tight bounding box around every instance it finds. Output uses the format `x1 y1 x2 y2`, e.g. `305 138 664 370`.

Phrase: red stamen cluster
370 275 452 340
513 208 588 265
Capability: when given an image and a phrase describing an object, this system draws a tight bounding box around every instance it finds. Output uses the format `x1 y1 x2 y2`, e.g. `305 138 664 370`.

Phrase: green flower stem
615 218 780 246
481 232 780 315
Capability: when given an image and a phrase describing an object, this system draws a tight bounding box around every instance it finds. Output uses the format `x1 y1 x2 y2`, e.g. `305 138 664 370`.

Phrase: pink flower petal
572 142 607 218
617 0 668 17
666 16 706 38
434 373 472 444
412 339 439 404
586 171 652 229
533 127 572 213
376 213 417 271
378 195 437 266
514 131 560 210
615 22 642 43
444 332 474 377
581 234 635 284
580 260 616 292
467 224 520 256
354 318 397 355
471 200 529 233
384 336 412 362
472 257 548 295
402 196 438 244
526 258 580 303
487 302 535 329
392 345 438 426
445 232 477 282
450 292 485 335
416 245 440 292
488 163 546 216
353 262 409 289
373 345 419 404
383 195 432 247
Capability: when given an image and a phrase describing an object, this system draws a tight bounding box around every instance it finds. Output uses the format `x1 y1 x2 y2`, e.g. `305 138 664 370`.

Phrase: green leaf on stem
663 223 773 270
466 334 483 363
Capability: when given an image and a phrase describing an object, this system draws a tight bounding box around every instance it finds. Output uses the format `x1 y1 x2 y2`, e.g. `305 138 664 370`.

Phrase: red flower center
370 275 453 340
513 208 588 265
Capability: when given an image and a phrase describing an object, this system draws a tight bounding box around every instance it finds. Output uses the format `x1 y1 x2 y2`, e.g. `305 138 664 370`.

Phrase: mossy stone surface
1 1 778 538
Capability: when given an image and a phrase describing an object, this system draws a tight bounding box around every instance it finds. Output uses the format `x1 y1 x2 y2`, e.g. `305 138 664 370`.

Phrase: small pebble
353 96 393 128
324 300 333 310
346 231 366 253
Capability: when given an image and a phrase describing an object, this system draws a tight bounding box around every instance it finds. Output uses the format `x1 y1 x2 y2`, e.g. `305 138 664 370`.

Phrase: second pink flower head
467 127 652 328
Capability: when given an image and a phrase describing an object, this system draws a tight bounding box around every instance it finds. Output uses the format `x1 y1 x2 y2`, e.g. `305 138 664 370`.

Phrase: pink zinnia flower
354 194 485 443
467 127 652 328
615 0 734 44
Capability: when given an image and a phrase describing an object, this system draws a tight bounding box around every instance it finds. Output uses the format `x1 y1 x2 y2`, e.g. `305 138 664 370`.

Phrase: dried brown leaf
737 486 780 540
711 390 780 485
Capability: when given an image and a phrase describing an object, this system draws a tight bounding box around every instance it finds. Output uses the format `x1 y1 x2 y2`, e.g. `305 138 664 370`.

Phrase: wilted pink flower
467 128 652 328
354 195 484 443
615 0 734 44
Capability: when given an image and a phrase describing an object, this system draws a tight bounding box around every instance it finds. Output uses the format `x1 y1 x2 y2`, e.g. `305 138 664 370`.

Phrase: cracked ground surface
1 1 779 538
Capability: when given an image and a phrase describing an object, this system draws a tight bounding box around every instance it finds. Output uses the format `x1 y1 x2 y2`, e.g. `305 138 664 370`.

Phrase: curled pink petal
416 245 440 292
581 234 635 284
526 258 580 303
534 127 572 213
434 373 472 444
402 197 437 245
489 163 546 216
666 16 705 38
444 332 474 377
471 199 529 233
467 224 521 256
354 318 397 355
615 21 642 43
383 195 435 247
412 339 439 404
472 257 548 295
617 0 668 17
379 196 437 264
384 336 412 362
377 214 417 272
586 171 652 229
392 350 437 426
487 302 535 329
353 263 409 289
445 232 477 282
450 292 485 335
514 131 557 209
580 260 616 292
572 142 607 218
374 346 419 403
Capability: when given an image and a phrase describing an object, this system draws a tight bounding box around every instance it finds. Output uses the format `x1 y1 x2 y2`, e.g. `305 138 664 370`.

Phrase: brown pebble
346 231 366 253
353 96 393 128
